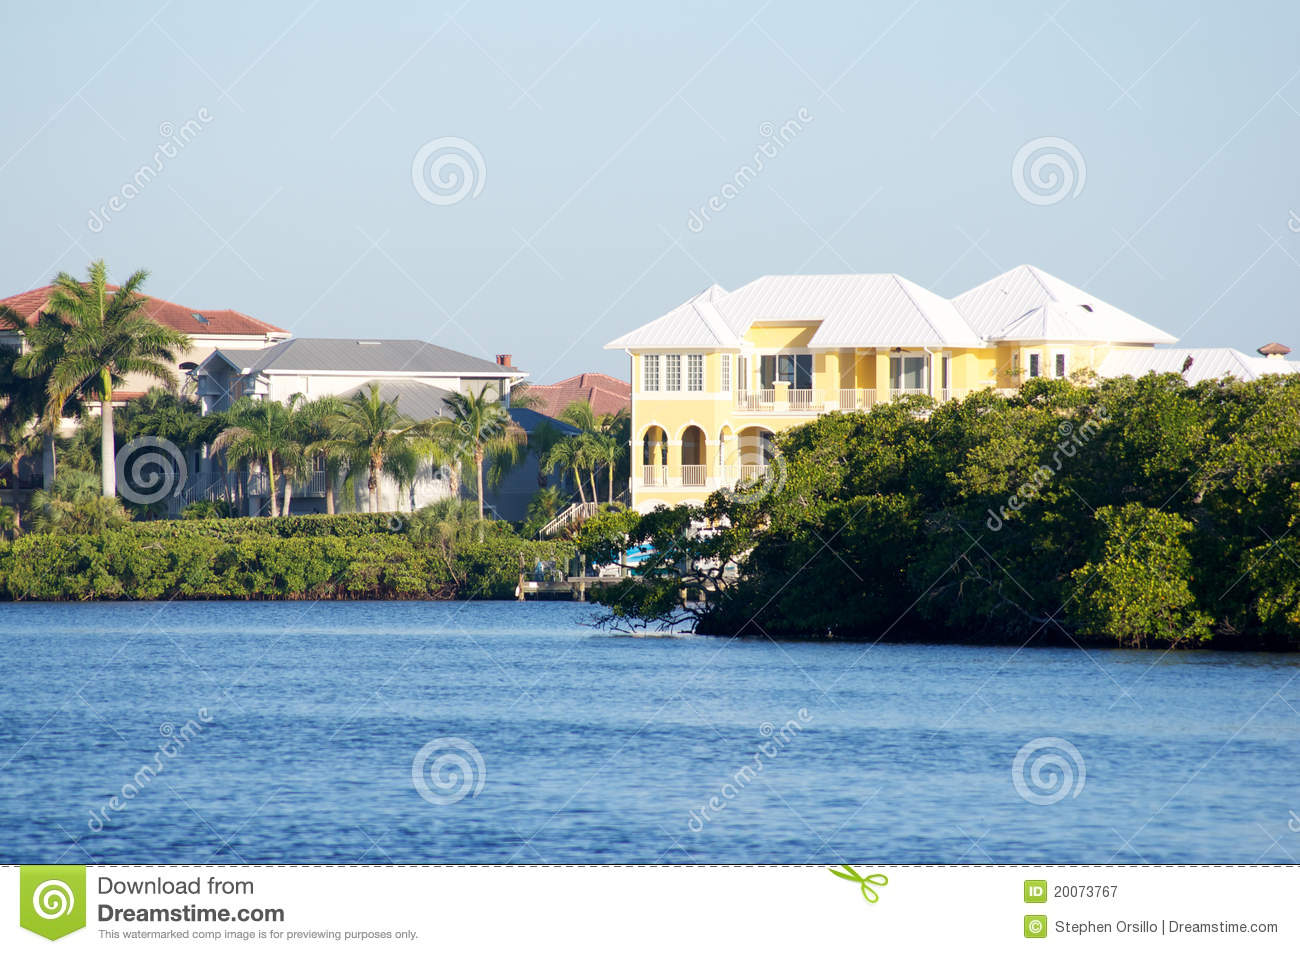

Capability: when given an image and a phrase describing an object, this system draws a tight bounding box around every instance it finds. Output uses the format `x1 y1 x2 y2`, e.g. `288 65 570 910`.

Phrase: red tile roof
523 372 630 420
0 284 289 337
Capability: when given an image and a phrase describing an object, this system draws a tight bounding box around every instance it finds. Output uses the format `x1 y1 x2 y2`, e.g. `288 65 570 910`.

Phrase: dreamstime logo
115 436 188 504
87 108 214 233
688 107 813 232
411 137 486 206
1011 137 1086 206
986 407 1108 531
32 880 75 920
87 707 216 833
1012 736 1086 806
411 737 486 806
19 866 86 939
688 709 812 832
721 436 787 506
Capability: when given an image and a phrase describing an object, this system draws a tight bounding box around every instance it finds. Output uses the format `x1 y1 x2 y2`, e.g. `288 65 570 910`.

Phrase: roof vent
1080 304 1094 312
192 312 209 325
495 353 512 367
1258 342 1291 359
356 339 380 345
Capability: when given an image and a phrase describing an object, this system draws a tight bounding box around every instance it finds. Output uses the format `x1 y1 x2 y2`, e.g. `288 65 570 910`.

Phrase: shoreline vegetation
0 510 575 602
580 375 1300 652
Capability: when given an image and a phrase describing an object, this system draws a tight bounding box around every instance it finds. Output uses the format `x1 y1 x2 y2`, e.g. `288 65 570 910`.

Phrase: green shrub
0 517 574 602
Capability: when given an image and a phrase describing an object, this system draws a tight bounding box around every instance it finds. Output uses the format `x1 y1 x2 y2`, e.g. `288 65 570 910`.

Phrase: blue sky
2 0 1298 382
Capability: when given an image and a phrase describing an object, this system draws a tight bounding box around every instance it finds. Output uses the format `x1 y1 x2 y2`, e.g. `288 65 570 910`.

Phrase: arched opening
642 426 667 486
717 425 733 468
736 426 776 478
680 425 705 486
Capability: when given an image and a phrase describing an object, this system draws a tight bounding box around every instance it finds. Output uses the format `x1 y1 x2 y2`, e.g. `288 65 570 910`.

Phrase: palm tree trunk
265 456 277 518
282 477 293 517
572 466 586 504
369 454 380 512
475 446 486 520
42 429 56 490
325 469 336 515
588 469 598 504
608 464 613 503
100 370 116 497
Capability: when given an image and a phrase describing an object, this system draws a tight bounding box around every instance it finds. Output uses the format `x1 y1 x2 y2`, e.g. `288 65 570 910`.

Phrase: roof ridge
891 273 974 344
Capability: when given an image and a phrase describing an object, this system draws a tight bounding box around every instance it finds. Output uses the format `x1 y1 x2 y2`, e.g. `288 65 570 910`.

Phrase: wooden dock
515 575 618 601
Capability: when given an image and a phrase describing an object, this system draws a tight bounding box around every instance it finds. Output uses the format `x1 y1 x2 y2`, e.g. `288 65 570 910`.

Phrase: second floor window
1054 353 1067 378
1028 353 1041 378
720 354 731 392
665 354 682 391
890 355 927 391
643 354 660 391
687 354 704 391
760 353 812 390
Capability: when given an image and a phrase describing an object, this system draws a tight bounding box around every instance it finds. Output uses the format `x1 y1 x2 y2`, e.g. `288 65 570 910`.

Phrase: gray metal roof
345 379 457 420
208 337 519 376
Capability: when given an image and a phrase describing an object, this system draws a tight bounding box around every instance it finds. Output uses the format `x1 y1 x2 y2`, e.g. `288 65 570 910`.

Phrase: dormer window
1080 304 1094 312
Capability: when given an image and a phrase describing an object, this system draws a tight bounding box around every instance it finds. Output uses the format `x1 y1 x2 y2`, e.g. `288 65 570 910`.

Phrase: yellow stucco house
606 264 1178 512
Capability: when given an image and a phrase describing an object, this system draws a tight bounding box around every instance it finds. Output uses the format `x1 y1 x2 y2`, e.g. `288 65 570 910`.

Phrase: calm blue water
1 601 1297 864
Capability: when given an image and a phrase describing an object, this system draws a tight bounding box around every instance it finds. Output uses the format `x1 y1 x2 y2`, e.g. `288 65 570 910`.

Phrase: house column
875 351 892 400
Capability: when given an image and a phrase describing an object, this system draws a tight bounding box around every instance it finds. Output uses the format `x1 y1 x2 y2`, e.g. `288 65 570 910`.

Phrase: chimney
1257 342 1291 361
495 353 512 367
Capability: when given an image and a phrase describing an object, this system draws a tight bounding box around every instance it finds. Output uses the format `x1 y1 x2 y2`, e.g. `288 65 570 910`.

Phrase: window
687 354 704 391
737 356 749 391
889 355 927 390
1054 352 1067 378
760 353 812 390
1028 353 1041 378
941 355 951 390
720 355 731 392
643 354 660 392
665 354 682 391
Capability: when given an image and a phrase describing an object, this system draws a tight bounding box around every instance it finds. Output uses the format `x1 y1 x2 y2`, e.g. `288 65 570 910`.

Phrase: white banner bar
5 865 1297 952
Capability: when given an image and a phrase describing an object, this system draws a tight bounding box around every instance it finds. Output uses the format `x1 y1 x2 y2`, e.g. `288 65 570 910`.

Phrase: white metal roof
604 284 743 349
952 264 1177 344
605 274 984 350
733 274 984 348
1097 348 1299 384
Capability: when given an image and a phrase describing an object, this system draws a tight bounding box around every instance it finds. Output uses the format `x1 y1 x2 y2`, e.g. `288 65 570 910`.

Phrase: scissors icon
1288 810 1300 834
828 865 888 903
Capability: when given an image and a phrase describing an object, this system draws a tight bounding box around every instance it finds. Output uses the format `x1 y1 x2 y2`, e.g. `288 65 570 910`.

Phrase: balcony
735 388 827 414
636 464 771 493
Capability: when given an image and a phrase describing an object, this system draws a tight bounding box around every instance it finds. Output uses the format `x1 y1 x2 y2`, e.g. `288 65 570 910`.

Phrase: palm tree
0 308 86 489
0 329 53 508
210 398 299 516
318 384 435 513
427 425 471 499
528 418 566 488
591 432 620 503
524 485 565 535
18 261 189 498
296 394 348 514
28 468 129 534
558 398 629 503
541 437 586 505
439 384 525 520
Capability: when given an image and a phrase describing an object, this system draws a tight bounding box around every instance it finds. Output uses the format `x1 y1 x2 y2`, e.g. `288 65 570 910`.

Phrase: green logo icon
1024 879 1047 903
1024 914 1048 939
828 865 888 904
19 866 86 940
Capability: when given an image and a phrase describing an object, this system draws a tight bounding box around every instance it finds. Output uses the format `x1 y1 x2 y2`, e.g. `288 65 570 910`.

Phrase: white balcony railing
680 464 707 486
838 388 878 411
735 388 825 414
